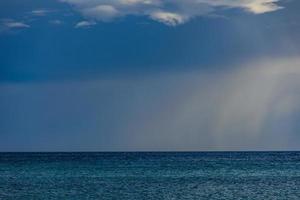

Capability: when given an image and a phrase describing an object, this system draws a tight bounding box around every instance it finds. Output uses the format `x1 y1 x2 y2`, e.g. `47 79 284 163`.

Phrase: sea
0 152 299 199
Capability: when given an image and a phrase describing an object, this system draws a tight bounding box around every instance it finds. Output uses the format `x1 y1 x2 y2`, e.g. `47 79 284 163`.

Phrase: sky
0 0 300 151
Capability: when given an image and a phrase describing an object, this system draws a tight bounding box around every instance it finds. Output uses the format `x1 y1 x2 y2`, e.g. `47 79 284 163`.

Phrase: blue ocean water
0 152 299 199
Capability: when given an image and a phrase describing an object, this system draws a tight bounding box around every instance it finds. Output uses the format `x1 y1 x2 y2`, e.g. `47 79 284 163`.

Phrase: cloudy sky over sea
1 0 300 151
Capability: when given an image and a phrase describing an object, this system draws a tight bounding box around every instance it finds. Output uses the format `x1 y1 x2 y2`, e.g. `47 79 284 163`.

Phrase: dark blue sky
1 0 300 151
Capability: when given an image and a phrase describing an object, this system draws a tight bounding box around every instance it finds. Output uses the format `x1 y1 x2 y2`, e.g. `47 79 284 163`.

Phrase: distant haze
1 58 300 151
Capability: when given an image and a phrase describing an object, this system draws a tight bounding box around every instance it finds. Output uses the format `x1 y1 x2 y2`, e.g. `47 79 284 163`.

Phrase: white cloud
150 11 187 26
81 5 119 21
60 0 283 26
5 22 30 28
75 20 97 28
31 9 52 16
1 19 30 31
243 0 283 13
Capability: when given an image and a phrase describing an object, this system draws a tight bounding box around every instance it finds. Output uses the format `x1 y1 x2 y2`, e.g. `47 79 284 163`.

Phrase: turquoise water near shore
0 152 299 199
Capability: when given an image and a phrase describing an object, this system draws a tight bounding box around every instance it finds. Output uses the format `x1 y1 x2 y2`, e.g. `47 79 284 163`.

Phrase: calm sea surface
0 152 299 199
